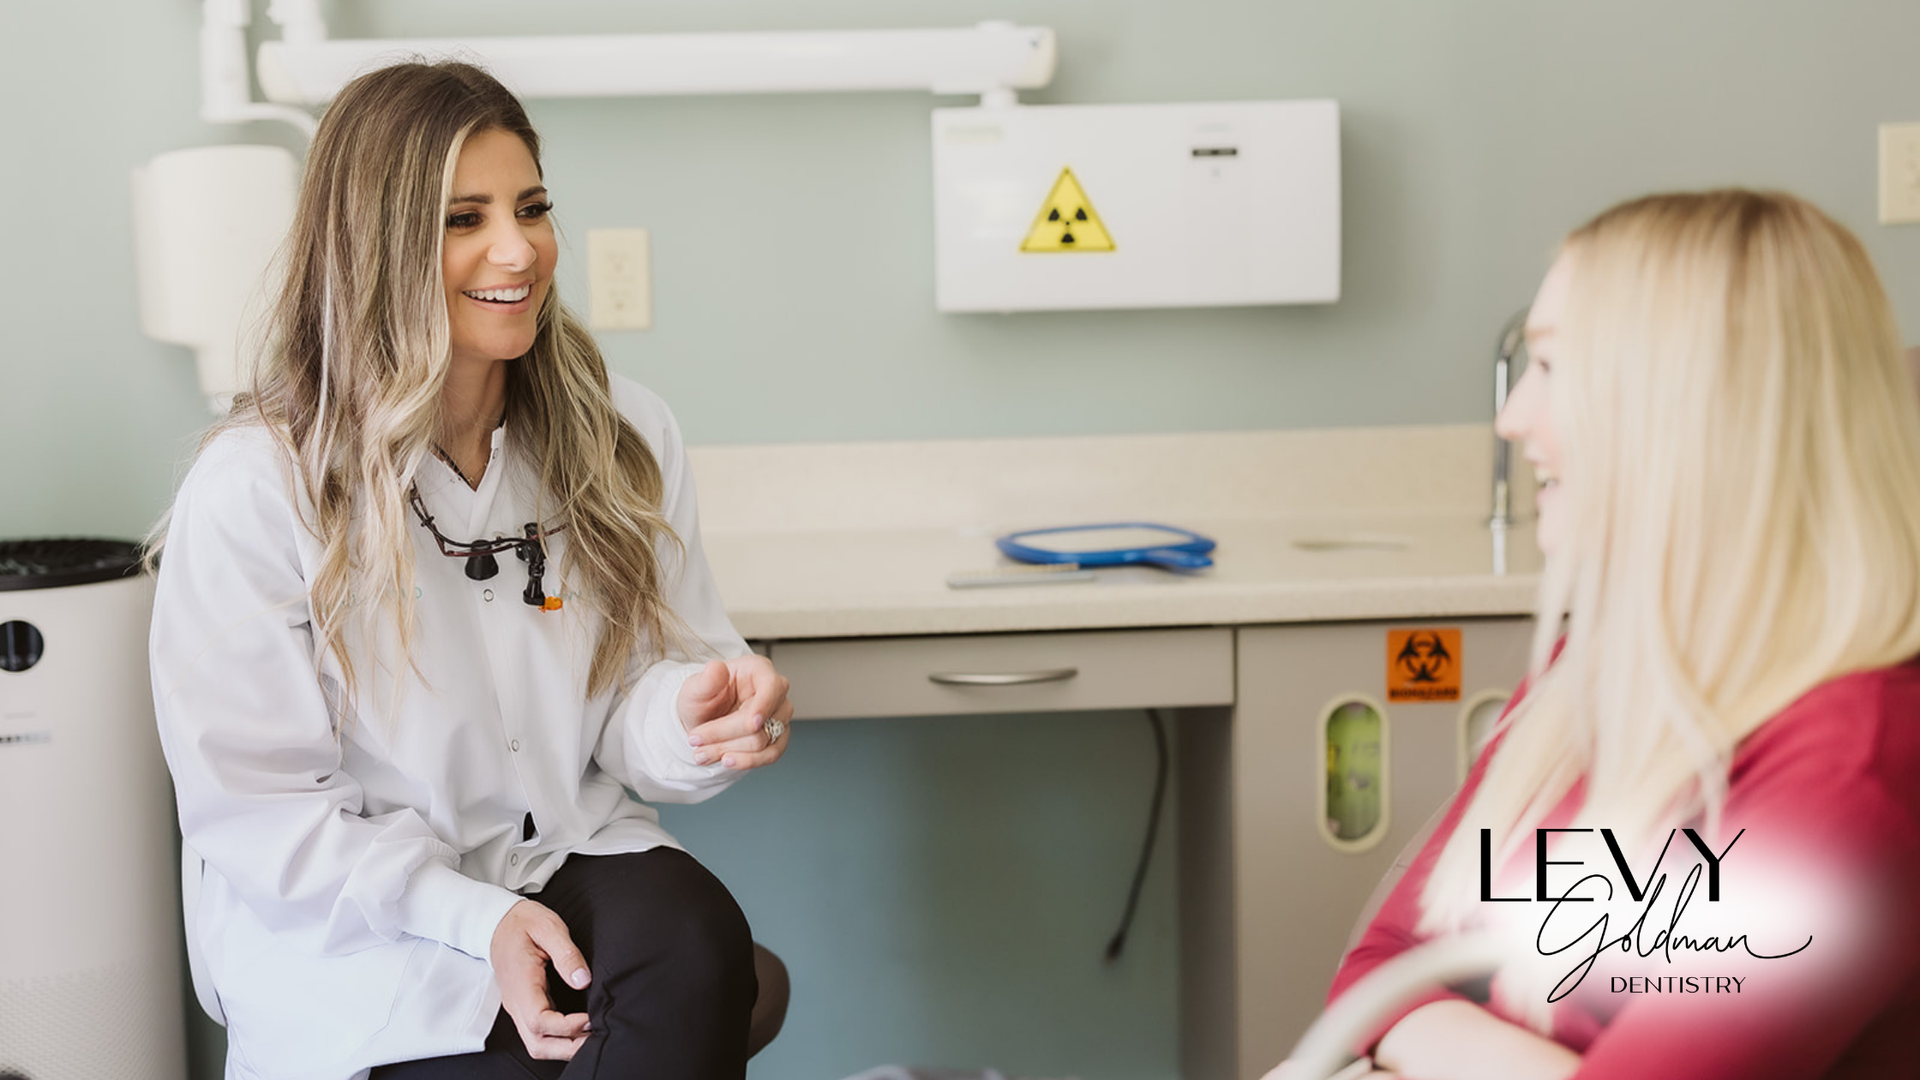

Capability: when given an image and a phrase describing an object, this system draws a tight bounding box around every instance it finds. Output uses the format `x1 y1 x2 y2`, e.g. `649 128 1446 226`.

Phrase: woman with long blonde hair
1282 190 1920 1079
150 61 792 1080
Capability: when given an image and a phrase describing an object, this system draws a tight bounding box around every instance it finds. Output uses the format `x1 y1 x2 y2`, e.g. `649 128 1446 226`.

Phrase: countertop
686 425 1542 641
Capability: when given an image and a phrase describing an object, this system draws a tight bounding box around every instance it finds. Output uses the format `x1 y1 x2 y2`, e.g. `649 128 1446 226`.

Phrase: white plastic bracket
199 0 319 137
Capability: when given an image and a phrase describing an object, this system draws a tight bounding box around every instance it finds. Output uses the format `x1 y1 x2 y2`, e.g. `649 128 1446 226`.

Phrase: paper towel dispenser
931 99 1340 313
131 145 298 411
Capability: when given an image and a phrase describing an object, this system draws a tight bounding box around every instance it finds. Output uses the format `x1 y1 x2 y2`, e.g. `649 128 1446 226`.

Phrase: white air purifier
0 540 184 1080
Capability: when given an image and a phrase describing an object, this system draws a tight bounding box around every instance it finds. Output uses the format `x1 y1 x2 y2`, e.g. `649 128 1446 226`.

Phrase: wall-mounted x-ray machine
932 100 1340 312
141 0 1341 408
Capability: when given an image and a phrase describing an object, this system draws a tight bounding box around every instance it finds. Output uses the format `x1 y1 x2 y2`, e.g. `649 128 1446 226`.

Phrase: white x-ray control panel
932 99 1340 313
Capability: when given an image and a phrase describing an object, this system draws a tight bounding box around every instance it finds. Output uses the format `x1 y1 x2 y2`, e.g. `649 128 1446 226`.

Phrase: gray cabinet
1180 617 1533 1079
764 616 1535 1080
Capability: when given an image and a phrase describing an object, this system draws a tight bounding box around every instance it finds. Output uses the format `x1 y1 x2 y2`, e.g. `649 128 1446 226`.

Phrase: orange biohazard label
1387 628 1462 702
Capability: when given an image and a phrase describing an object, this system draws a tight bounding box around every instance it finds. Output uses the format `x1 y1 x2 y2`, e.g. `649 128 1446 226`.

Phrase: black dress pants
371 847 757 1080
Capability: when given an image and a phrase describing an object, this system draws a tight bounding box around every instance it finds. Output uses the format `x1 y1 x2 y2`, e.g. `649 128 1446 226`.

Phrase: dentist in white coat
150 61 791 1080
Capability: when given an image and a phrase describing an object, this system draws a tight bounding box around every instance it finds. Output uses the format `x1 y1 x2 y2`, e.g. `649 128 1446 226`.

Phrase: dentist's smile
462 283 533 306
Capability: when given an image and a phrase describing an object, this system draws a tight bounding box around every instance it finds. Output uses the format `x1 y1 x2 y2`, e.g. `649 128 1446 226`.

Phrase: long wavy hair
154 61 683 700
1418 191 1920 976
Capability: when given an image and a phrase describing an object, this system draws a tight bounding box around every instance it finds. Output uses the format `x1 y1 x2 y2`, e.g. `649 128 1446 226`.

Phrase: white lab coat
151 377 748 1080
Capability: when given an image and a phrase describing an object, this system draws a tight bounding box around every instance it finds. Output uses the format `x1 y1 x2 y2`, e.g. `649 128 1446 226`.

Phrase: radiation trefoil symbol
1019 167 1116 253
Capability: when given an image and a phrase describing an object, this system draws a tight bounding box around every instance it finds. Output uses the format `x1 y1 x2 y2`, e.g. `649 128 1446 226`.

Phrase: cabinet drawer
767 628 1234 720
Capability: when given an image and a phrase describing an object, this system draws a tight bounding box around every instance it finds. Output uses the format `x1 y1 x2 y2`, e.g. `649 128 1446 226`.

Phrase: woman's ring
766 717 786 744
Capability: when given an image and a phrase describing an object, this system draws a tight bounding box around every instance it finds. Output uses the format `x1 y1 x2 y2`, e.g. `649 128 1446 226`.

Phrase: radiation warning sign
1019 168 1115 253
1386 628 1463 702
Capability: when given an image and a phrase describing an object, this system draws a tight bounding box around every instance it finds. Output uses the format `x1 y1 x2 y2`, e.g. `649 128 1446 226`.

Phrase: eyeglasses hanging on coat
407 485 565 611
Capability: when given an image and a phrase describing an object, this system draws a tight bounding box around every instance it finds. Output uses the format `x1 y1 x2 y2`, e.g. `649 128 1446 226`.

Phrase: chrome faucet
1489 307 1529 529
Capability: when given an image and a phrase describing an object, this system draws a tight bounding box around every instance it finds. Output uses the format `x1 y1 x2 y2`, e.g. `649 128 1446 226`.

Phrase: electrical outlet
588 228 652 329
1880 124 1920 224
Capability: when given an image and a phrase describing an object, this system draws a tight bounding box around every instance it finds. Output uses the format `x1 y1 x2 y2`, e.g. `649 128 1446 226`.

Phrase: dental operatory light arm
255 23 1055 105
206 0 1049 137
200 0 318 137
242 0 1052 107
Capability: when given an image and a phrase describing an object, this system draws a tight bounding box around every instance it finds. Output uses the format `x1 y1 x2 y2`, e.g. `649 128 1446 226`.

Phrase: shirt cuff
394 860 526 961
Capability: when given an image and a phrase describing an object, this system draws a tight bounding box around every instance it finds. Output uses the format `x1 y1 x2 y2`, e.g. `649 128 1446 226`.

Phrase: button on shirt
151 378 746 1080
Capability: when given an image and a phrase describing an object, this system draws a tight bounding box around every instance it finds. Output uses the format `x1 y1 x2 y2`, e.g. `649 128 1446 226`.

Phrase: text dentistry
1609 976 1747 994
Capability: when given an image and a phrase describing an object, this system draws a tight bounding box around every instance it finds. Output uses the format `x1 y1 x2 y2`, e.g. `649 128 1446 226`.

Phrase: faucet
1489 307 1529 529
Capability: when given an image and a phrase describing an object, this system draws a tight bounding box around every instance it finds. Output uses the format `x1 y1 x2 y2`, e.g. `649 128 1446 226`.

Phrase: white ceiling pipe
256 23 1057 105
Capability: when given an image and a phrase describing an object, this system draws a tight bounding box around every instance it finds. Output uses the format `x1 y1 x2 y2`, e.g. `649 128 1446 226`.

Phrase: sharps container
0 540 184 1080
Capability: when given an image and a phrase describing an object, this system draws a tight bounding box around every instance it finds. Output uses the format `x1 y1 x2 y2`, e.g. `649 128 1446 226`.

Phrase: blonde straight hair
1419 192 1920 948
152 62 684 700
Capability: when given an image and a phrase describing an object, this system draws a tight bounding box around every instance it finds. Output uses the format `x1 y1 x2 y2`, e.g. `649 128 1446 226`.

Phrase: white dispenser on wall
0 541 185 1080
932 99 1341 313
132 144 298 411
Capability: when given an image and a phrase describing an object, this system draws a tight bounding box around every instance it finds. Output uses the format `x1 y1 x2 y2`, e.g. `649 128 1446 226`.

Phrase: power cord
1105 708 1170 962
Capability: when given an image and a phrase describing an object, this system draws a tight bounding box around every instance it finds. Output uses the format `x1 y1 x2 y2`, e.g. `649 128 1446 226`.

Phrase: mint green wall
10 1 1920 539
7 3 1920 1079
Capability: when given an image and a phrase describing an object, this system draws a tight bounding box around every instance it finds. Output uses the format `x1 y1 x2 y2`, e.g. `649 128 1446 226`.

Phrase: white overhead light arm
255 22 1056 106
200 0 318 137
211 3 1050 133
264 0 327 48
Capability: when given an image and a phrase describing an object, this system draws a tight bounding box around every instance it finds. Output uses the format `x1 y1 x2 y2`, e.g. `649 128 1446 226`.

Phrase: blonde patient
1269 190 1920 1079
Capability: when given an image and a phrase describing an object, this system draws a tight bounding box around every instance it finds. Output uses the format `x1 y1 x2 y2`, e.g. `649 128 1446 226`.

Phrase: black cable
1105 707 1170 962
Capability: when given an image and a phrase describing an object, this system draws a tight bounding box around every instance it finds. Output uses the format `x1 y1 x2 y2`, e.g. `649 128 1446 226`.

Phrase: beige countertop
687 425 1542 641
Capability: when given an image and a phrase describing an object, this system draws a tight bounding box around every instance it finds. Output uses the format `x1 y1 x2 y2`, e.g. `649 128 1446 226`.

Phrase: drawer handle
928 668 1079 687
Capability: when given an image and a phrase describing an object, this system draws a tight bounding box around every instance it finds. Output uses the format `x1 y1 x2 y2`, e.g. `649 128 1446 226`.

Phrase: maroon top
1330 660 1920 1078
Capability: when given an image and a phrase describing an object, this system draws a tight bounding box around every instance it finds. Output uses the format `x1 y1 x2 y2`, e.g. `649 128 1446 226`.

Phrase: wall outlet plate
588 228 652 329
1879 123 1920 225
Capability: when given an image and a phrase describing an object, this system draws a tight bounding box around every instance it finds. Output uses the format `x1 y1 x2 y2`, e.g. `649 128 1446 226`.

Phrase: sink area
687 425 1541 638
1290 533 1413 553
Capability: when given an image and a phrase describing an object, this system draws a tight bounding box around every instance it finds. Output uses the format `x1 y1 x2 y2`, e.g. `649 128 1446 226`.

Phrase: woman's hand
1374 1000 1579 1080
1259 1053 1397 1068
490 900 592 1060
1260 1058 1398 1080
678 655 793 770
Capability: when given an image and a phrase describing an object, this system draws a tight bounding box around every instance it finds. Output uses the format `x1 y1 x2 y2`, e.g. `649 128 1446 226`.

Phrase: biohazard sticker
1019 168 1115 253
1387 628 1462 702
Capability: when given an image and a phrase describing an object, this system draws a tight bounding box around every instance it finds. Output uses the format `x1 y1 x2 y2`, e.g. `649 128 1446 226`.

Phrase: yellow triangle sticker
1019 168 1115 253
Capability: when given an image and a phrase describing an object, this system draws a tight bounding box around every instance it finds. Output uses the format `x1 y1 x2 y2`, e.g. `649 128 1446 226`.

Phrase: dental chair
180 848 791 1058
